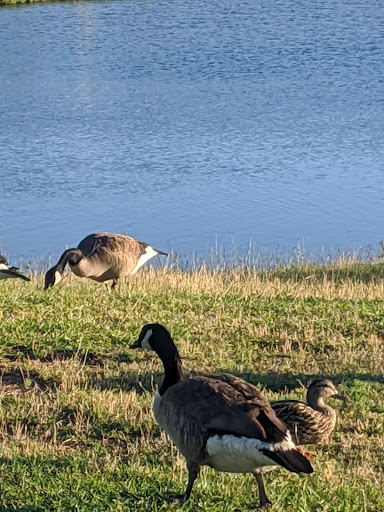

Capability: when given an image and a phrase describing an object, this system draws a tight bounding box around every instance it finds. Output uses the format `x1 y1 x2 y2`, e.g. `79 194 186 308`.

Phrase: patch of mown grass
0 264 382 511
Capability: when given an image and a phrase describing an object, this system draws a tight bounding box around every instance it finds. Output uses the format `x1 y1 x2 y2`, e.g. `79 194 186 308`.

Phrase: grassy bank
0 262 383 511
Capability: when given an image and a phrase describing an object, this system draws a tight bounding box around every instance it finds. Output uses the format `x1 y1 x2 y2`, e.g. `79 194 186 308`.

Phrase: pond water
1 0 383 264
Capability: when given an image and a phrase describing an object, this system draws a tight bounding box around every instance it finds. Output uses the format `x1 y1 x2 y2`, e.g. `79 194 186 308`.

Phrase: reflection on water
0 0 383 262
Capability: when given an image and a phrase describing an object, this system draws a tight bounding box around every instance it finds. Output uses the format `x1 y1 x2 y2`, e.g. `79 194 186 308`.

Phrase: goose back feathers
44 233 167 289
130 324 313 508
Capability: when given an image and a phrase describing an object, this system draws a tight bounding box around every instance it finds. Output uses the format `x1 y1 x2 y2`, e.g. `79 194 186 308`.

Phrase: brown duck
271 379 346 445
129 324 313 509
44 232 167 290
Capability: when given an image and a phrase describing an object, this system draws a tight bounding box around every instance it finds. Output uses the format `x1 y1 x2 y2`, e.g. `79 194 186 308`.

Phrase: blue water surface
0 0 383 263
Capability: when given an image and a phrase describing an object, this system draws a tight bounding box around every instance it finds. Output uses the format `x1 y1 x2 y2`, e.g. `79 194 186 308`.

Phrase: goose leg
183 463 200 501
164 464 199 502
111 279 118 292
253 473 271 510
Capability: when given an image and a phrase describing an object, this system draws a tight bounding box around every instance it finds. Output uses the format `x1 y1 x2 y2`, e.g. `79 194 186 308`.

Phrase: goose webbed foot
253 473 272 510
163 493 186 502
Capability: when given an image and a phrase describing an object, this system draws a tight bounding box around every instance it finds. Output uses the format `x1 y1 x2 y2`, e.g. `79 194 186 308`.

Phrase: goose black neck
57 248 83 272
157 347 183 396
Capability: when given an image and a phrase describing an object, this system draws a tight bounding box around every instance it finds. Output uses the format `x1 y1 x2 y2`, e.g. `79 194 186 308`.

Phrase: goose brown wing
202 374 288 442
79 233 145 273
161 374 287 443
79 233 139 256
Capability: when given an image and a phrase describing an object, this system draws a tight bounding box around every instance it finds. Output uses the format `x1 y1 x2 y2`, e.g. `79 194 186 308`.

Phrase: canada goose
130 324 313 509
271 379 346 445
0 254 30 282
44 233 167 290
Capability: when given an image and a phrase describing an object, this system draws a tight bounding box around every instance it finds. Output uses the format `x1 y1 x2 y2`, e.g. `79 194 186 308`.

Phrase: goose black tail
262 448 313 474
17 273 31 282
0 269 30 281
154 249 168 256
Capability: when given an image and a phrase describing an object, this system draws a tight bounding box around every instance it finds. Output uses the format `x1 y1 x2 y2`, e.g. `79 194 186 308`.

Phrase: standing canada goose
129 324 313 509
0 254 30 282
271 379 346 445
44 233 167 290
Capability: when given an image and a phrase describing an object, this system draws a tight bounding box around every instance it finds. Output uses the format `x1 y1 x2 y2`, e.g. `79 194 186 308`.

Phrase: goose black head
130 323 172 349
44 266 62 289
130 323 179 360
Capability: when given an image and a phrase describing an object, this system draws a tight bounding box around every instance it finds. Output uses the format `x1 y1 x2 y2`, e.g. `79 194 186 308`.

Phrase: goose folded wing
198 375 288 443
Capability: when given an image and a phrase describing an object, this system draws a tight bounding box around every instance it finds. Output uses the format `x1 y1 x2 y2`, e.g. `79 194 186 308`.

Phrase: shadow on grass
89 369 384 395
218 370 384 391
0 369 57 392
90 371 164 394
5 346 108 367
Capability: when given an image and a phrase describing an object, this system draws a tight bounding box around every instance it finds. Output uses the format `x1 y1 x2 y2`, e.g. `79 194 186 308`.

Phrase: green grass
0 263 383 511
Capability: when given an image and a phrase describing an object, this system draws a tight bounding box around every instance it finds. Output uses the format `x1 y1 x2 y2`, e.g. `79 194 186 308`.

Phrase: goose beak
129 339 141 349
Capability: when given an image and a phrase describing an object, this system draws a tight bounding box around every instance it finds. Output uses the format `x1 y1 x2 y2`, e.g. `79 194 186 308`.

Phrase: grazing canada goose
129 324 313 509
44 233 167 290
0 254 30 282
271 379 346 445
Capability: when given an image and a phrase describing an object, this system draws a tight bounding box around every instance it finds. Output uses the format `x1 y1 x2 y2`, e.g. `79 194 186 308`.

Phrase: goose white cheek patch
141 329 153 350
54 271 62 285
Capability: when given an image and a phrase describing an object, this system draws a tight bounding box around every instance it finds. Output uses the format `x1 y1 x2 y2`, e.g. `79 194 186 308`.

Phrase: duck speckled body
271 379 346 445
